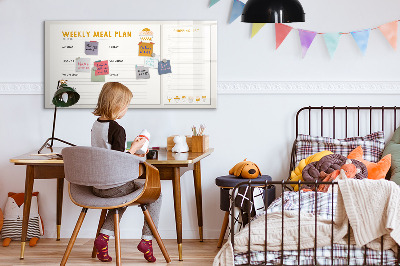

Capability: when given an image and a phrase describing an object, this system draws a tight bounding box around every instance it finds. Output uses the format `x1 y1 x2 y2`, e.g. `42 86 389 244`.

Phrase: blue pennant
351 29 371 55
229 0 245 23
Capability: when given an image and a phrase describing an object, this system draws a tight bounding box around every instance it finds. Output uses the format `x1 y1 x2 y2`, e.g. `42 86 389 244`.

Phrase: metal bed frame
230 106 400 266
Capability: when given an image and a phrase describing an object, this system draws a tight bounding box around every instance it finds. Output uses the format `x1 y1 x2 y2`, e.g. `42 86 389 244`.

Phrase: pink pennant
275 24 293 49
378 21 398 50
298 29 317 58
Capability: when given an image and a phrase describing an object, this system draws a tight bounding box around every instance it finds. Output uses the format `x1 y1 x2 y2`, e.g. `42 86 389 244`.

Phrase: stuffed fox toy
1 192 44 247
229 159 261 179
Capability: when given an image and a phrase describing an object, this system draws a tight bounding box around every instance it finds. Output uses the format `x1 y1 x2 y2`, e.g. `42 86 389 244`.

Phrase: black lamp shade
52 83 80 107
242 0 305 23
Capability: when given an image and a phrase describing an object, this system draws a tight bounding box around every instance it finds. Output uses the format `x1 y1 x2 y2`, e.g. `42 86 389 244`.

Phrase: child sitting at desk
91 82 162 263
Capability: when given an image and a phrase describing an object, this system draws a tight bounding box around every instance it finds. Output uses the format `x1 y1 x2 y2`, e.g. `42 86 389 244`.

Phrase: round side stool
215 175 275 248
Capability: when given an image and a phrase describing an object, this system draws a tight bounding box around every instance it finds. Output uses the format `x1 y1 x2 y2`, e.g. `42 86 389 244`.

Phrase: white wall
1 0 400 239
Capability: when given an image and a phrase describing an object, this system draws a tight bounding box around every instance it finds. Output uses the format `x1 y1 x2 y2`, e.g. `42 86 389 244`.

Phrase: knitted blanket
213 179 400 266
335 178 399 251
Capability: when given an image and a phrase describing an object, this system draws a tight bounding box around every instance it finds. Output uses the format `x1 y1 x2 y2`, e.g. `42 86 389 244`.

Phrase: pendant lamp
38 80 80 154
241 0 305 23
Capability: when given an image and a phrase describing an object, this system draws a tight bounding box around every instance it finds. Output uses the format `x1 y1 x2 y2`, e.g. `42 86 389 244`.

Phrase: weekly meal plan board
45 21 217 108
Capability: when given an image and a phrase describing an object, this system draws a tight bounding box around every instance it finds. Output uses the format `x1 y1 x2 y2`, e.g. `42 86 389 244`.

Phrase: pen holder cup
146 150 158 160
191 135 209 153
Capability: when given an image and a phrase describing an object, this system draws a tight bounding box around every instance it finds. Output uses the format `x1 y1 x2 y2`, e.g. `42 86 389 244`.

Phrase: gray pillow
382 126 400 184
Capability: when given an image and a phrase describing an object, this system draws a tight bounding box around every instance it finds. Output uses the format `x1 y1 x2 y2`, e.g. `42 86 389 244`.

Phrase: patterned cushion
295 131 385 166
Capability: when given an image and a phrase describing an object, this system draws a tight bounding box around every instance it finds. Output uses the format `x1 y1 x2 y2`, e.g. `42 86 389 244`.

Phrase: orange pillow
347 146 391 180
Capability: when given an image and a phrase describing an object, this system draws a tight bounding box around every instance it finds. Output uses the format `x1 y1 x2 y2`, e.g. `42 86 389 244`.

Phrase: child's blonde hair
93 82 133 120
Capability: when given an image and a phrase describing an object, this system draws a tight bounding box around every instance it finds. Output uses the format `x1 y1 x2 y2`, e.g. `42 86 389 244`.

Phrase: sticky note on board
138 42 154 57
94 60 109 76
136 66 150 79
75 58 91 72
144 57 159 68
91 67 105 82
85 41 99 55
158 60 172 75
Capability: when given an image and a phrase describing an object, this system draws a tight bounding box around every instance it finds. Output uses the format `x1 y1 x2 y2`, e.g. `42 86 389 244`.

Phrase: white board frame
45 21 217 109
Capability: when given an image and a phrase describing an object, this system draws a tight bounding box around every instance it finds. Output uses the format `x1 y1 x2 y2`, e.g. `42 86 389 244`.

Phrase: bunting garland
251 23 266 38
351 29 370 55
209 0 220 8
298 30 317 58
229 0 245 24
378 21 398 50
275 23 292 49
323 33 341 58
209 2 399 58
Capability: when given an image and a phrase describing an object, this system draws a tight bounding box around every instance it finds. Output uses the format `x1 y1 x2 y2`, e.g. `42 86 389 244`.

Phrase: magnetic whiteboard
45 21 217 109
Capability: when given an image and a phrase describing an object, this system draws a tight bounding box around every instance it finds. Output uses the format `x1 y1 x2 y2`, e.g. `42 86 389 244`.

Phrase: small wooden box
167 136 192 151
191 135 209 153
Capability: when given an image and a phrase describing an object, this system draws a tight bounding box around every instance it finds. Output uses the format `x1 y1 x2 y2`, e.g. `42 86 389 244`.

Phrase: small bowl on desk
146 150 158 160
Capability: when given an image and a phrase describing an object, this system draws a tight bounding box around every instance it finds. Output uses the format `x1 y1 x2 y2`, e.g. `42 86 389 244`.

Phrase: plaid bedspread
234 191 397 265
234 244 397 265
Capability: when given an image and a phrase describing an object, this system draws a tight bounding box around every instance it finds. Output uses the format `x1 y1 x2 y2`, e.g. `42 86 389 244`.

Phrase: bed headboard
290 106 400 179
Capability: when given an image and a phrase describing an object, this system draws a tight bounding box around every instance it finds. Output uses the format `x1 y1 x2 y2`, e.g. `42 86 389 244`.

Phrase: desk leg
56 178 64 241
20 165 35 259
172 167 183 261
193 161 203 242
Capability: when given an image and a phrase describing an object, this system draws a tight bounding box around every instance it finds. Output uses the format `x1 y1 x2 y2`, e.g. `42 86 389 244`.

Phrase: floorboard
0 239 222 265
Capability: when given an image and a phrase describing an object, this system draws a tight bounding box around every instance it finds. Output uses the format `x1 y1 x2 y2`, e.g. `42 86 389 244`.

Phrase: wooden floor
0 239 221 265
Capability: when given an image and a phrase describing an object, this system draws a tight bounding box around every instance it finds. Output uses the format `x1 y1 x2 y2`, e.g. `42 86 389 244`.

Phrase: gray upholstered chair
60 146 171 265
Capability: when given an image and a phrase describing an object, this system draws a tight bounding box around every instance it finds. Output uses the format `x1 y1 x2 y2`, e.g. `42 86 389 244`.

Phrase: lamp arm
50 105 57 148
37 105 76 154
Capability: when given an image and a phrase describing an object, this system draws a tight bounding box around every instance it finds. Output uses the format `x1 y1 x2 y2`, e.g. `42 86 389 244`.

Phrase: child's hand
129 137 147 154
134 149 149 157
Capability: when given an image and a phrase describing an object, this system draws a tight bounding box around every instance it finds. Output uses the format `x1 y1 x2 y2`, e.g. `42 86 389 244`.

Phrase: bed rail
231 106 400 265
230 180 400 266
289 106 400 182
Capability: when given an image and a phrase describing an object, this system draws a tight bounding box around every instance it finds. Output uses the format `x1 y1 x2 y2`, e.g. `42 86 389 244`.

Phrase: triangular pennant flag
351 29 370 55
209 0 220 7
275 23 293 49
323 33 341 58
298 29 317 58
229 0 245 24
251 23 266 38
378 21 398 50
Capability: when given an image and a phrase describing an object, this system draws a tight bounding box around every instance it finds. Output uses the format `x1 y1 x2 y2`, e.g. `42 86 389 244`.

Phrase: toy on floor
229 159 261 179
172 135 189 153
1 192 44 247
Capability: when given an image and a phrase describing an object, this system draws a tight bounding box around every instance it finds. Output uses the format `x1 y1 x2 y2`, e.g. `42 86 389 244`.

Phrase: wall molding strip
1 81 400 95
0 83 44 94
217 81 400 94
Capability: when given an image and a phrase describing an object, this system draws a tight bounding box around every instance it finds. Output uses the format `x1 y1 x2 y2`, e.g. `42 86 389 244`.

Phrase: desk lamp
241 0 305 23
38 80 80 154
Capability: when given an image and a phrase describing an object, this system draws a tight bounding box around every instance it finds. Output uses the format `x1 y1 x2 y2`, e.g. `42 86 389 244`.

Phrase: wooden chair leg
114 210 121 266
91 209 108 258
60 208 88 266
217 211 230 248
141 205 171 263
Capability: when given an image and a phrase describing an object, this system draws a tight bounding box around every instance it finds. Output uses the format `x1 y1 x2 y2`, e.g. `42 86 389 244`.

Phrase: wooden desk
10 147 213 261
